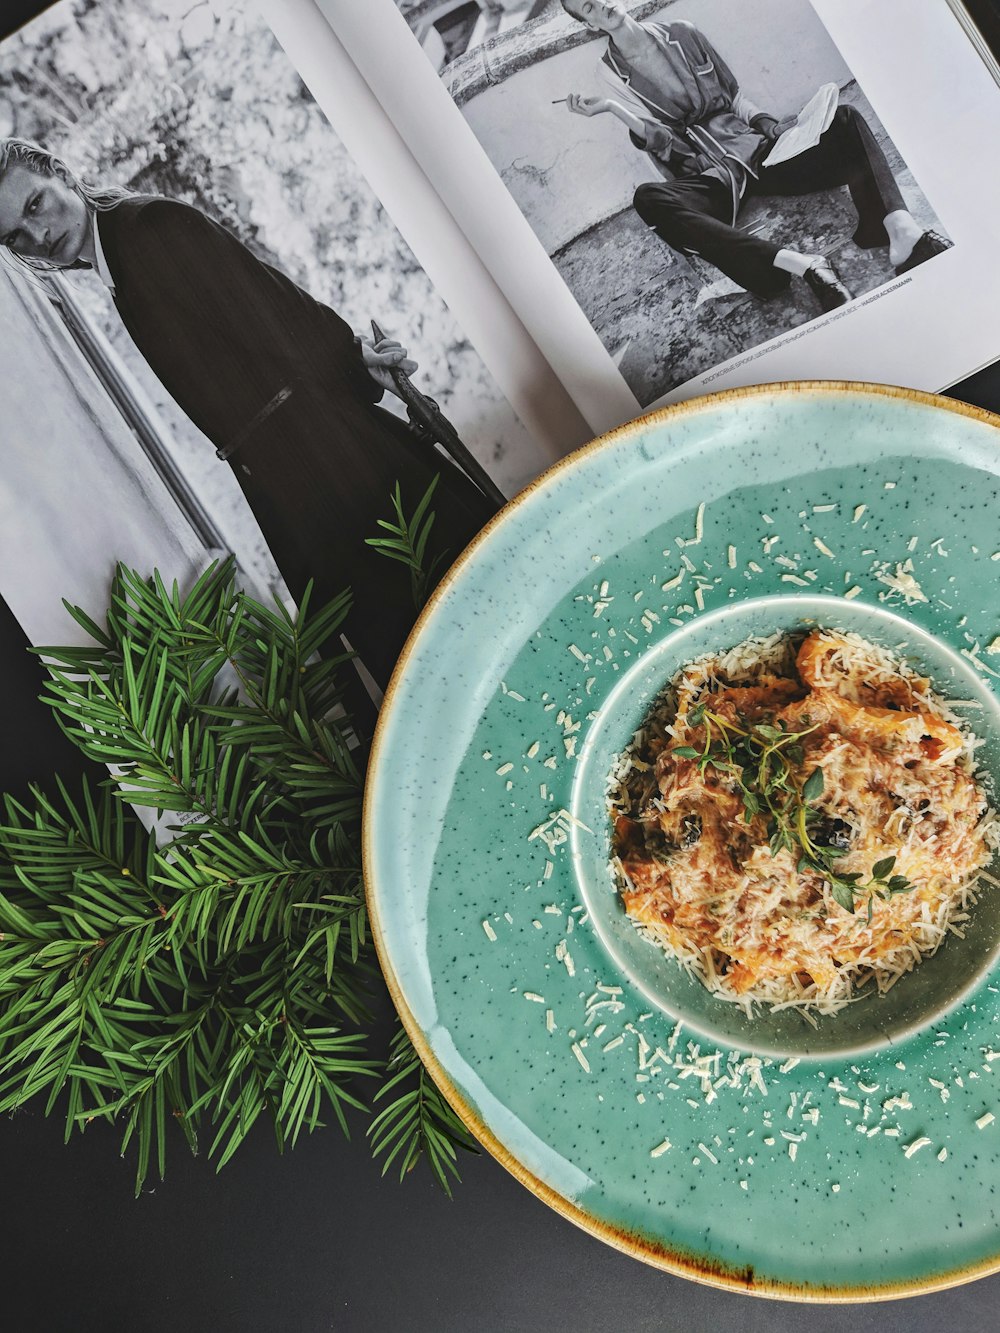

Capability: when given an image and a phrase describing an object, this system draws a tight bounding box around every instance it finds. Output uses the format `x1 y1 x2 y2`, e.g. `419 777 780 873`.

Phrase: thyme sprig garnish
671 701 914 917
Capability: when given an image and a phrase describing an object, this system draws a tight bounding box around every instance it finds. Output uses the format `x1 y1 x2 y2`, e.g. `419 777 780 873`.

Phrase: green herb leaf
662 697 908 926
801 767 824 804
831 879 857 913
755 723 782 741
816 844 850 860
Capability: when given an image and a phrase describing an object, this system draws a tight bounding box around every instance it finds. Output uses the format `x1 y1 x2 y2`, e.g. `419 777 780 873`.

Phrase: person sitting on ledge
559 0 951 312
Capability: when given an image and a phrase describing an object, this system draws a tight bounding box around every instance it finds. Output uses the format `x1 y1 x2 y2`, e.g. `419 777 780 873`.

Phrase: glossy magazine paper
313 0 1000 431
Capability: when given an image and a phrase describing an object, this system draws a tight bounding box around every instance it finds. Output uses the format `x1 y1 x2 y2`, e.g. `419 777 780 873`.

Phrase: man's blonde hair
0 137 129 270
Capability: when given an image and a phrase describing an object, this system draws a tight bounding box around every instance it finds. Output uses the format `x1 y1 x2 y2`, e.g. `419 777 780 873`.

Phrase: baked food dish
609 629 998 1014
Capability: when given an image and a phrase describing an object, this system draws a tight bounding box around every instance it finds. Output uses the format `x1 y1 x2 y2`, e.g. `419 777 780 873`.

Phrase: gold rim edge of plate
363 379 1000 1301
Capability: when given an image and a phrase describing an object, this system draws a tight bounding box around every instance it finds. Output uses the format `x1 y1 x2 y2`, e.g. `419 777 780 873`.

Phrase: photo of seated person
559 0 952 311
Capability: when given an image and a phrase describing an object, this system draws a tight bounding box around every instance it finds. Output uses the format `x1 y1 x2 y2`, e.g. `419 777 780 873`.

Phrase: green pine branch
0 533 471 1197
365 476 447 611
368 1019 478 1197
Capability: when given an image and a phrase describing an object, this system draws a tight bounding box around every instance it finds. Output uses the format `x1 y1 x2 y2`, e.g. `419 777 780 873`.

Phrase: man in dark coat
560 2 951 309
0 140 498 704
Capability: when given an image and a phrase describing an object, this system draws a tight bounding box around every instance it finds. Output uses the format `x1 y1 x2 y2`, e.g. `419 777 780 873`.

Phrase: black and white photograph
0 0 539 701
393 0 953 405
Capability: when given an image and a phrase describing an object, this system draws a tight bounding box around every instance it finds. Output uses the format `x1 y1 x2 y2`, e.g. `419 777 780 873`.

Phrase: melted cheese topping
608 630 998 1015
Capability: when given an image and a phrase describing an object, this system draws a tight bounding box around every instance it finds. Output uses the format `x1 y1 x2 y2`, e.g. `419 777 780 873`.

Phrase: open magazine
1 0 998 696
310 0 1000 431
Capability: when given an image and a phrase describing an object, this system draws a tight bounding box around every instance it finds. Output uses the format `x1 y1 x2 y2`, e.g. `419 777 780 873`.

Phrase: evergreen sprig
368 1022 478 1198
364 474 446 610
0 537 475 1194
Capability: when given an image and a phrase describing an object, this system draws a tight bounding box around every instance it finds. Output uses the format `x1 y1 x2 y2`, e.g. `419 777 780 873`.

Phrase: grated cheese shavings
874 559 928 605
680 502 706 547
903 1136 932 1158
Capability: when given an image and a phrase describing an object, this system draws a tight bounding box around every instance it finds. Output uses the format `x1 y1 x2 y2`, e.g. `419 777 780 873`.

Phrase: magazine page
321 0 1000 430
259 0 590 462
0 0 559 699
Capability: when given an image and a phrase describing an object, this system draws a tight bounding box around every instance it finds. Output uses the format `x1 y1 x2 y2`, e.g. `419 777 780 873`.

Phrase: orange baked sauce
610 631 994 1005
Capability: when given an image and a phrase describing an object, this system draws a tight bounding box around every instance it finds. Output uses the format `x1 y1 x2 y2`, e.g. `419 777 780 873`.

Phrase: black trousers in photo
632 104 907 298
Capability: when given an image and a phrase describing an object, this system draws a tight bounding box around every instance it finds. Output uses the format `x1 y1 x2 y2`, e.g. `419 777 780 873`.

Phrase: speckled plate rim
362 381 1000 1303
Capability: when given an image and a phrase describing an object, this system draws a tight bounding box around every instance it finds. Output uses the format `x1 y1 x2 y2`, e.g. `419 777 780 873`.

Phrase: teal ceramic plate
364 383 1000 1301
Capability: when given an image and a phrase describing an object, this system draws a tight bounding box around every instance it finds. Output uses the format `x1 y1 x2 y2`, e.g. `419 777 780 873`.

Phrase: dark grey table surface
3 1 1000 1327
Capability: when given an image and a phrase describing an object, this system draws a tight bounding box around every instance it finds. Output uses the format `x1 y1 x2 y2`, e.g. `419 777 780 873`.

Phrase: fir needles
0 550 473 1194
